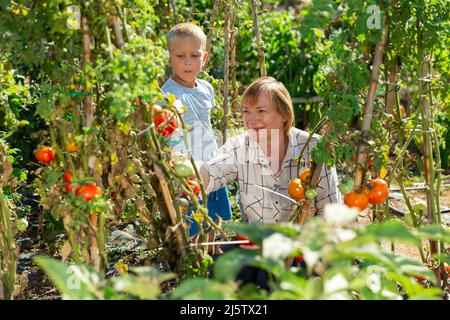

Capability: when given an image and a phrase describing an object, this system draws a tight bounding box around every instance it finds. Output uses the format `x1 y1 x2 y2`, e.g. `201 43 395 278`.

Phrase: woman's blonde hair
241 77 295 135
167 23 207 50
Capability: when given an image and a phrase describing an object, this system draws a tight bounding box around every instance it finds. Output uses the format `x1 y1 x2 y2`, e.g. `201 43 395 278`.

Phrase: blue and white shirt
161 78 219 162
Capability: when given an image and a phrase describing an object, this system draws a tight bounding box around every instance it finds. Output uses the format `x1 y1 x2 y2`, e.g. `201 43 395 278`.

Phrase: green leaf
415 224 450 243
214 248 259 282
337 246 433 280
112 267 174 300
35 100 56 120
45 170 60 186
346 220 420 246
171 278 237 300
33 256 102 300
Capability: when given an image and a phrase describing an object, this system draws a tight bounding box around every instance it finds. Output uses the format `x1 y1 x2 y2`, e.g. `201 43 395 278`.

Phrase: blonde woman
200 77 340 224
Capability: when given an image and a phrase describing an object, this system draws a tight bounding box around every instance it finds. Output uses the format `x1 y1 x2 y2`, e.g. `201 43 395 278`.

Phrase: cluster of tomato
35 146 102 202
341 178 389 211
152 104 179 138
287 168 317 201
63 170 102 201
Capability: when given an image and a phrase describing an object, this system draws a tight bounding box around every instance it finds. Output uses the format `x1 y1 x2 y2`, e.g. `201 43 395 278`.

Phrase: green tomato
305 188 317 200
16 218 29 232
339 179 354 195
173 162 194 178
412 201 427 216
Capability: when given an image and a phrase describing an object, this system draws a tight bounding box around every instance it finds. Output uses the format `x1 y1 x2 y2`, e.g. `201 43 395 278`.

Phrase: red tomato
76 183 102 201
153 107 178 138
368 179 389 204
185 180 201 197
288 178 305 201
63 170 73 183
299 168 311 183
344 190 369 211
35 147 55 164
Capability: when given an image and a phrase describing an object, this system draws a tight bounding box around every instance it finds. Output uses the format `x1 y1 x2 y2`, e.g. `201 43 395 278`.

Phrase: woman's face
242 92 287 139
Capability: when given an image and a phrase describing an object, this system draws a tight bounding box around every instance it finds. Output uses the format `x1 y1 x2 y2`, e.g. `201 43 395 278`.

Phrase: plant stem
250 0 266 77
0 185 16 300
222 0 231 143
354 14 389 187
416 6 439 257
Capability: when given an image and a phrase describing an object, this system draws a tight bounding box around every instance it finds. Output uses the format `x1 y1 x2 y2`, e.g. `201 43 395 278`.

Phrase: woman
200 77 340 224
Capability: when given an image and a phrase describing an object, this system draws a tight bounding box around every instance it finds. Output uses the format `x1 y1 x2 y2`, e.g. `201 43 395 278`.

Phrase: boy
162 22 232 237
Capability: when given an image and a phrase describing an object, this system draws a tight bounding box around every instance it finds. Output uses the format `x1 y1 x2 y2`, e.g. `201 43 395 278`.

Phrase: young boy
162 22 232 237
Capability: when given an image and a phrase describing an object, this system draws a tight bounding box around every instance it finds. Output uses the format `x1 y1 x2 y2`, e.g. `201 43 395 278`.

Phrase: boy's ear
202 50 209 65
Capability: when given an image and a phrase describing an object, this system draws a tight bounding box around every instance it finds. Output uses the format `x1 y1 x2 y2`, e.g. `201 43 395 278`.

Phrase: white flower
335 228 356 242
367 272 381 293
262 233 297 260
324 203 359 226
381 290 402 300
326 292 351 300
302 247 320 267
280 281 296 291
324 274 349 294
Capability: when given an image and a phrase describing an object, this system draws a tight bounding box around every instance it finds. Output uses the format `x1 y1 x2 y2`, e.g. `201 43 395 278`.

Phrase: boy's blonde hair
167 23 207 50
241 77 295 135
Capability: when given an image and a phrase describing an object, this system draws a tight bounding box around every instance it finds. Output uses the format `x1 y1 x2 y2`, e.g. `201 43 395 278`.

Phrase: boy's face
168 36 208 88
242 92 287 139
